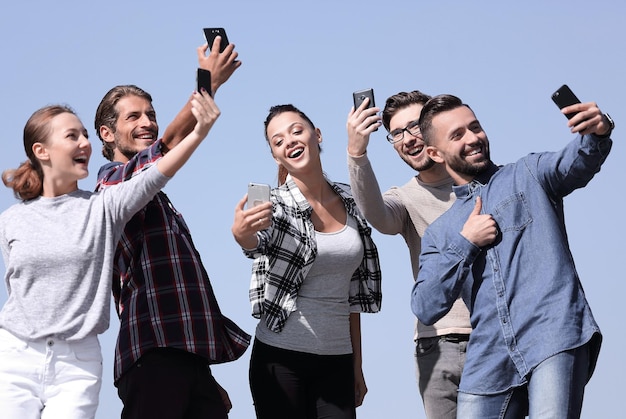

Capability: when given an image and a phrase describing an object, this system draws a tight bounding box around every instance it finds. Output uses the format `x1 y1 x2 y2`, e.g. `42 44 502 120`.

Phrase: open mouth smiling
73 155 89 164
289 147 304 158
407 144 424 157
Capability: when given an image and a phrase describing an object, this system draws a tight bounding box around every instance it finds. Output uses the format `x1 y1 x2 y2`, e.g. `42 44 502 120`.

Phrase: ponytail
2 160 43 201
277 164 288 186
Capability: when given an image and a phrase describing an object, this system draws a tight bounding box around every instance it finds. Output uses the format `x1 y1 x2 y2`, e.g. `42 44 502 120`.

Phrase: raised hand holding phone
353 88 379 132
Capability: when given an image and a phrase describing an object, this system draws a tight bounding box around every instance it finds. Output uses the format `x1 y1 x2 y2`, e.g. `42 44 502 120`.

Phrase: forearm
160 95 195 151
348 153 404 234
349 312 363 369
411 232 477 325
156 131 204 177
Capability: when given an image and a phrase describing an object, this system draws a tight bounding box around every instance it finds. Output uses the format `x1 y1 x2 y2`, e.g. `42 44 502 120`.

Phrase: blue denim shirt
412 133 611 395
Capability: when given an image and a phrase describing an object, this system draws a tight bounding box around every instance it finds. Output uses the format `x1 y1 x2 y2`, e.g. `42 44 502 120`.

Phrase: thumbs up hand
460 196 499 247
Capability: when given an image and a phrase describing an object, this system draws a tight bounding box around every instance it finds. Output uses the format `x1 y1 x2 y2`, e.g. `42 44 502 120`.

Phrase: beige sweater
348 153 471 339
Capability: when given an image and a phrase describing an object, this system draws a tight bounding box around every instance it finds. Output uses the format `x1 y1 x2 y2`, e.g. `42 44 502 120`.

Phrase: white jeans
0 328 103 419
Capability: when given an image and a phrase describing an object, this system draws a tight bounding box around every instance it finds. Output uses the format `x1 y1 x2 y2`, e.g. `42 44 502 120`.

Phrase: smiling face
265 111 322 178
33 112 92 191
101 95 159 163
389 103 435 172
425 105 491 185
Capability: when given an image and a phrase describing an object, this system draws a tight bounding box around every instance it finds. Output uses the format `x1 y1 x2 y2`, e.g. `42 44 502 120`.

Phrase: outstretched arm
156 90 219 177
161 36 241 151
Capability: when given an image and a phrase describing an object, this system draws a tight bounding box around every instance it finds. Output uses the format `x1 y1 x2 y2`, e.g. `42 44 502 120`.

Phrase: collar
453 162 499 198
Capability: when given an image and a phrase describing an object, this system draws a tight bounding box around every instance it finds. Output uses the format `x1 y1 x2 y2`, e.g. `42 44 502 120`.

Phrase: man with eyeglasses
346 90 471 419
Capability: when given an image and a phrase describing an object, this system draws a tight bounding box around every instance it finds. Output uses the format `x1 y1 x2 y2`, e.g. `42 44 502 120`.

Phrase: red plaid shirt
96 140 250 382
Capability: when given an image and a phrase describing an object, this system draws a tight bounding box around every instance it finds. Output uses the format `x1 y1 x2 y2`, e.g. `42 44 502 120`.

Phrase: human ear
426 145 444 164
315 128 322 144
99 125 115 145
32 142 49 161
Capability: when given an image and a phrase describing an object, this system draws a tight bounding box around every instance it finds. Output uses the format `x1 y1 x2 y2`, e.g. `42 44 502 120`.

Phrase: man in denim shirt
411 93 613 418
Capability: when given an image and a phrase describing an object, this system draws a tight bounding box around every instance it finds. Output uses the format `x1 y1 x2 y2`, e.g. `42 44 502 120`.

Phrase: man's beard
447 153 490 177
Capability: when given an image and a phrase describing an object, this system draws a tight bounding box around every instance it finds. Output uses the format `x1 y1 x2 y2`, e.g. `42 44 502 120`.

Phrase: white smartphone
247 183 271 208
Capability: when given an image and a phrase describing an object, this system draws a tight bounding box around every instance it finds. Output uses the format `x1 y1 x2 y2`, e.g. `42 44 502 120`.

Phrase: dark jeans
249 339 356 419
117 347 227 419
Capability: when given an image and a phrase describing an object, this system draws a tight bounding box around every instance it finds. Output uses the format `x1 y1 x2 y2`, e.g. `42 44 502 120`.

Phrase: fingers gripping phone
353 88 378 131
353 88 375 110
196 68 212 96
203 27 229 52
247 183 271 208
551 84 581 119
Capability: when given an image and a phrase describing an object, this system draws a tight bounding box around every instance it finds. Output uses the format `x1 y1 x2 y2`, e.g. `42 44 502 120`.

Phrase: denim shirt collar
453 162 500 198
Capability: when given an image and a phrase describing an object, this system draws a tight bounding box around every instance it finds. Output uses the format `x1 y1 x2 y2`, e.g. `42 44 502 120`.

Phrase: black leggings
249 339 356 419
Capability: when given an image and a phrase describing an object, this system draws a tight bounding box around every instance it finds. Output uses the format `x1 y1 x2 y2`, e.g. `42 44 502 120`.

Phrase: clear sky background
1 1 624 418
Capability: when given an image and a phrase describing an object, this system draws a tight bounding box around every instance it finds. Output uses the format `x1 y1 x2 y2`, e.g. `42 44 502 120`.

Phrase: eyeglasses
386 120 421 144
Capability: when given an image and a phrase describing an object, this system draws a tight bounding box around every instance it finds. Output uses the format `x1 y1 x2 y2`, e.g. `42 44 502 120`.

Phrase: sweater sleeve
347 153 408 235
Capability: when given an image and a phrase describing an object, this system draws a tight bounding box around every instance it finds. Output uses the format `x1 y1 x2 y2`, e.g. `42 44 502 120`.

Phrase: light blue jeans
415 335 468 419
0 328 103 419
457 342 591 419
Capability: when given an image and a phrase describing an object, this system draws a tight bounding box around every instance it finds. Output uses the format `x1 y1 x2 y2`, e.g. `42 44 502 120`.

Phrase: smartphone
247 183 271 208
551 84 581 119
353 88 375 110
196 68 212 96
353 88 378 131
203 27 229 53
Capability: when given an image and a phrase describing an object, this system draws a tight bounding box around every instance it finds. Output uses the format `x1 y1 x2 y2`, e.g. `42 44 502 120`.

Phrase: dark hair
94 85 153 161
418 94 468 145
382 90 432 131
2 105 77 201
263 104 317 185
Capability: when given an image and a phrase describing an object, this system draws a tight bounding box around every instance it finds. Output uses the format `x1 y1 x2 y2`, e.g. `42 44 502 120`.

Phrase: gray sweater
348 153 471 339
0 164 169 341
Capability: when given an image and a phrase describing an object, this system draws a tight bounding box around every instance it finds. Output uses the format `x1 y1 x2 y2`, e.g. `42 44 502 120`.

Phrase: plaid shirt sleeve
95 139 164 190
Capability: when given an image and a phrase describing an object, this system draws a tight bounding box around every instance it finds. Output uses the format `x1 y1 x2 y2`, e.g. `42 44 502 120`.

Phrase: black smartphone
197 68 212 96
551 84 581 119
353 88 378 131
353 88 375 110
203 27 229 53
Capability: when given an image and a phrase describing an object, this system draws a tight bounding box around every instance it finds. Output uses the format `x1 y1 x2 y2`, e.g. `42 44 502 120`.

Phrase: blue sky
1 1 624 418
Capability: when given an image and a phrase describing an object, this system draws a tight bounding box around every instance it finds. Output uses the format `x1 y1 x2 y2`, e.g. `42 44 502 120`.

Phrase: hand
562 101 611 136
354 367 368 407
346 98 381 156
190 90 220 139
197 37 242 96
460 196 498 247
231 195 273 249
215 381 232 413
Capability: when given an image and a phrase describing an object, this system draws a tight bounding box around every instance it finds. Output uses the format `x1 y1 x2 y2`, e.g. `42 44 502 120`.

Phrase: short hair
418 94 467 145
382 90 432 131
94 85 153 161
